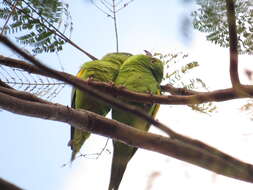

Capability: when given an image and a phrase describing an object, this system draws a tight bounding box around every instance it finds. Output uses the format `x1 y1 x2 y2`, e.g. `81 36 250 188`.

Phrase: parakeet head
126 54 164 83
148 56 164 83
102 52 132 65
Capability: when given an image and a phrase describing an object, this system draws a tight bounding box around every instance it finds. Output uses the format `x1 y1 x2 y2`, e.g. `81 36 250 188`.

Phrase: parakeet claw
118 85 125 89
108 81 115 86
87 76 94 81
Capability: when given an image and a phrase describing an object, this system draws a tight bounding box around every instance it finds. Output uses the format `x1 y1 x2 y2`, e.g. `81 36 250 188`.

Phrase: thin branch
101 0 114 13
115 0 135 13
225 0 240 88
91 0 113 18
112 0 119 52
0 0 19 35
91 0 130 51
1 90 253 183
116 0 125 6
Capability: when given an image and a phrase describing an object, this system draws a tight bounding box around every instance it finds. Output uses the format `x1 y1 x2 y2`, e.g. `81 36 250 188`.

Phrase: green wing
108 55 164 190
69 53 132 162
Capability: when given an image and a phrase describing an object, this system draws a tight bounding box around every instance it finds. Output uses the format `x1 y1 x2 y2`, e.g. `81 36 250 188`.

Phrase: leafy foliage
0 64 65 100
192 0 253 54
0 0 72 54
154 52 216 114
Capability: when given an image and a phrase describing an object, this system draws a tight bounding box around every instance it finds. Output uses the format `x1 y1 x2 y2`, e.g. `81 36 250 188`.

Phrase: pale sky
1 0 253 190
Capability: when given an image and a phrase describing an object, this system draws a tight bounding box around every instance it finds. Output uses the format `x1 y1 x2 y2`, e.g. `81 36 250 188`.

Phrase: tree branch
161 84 199 95
0 0 252 186
0 178 22 190
112 0 119 52
1 89 253 183
0 85 51 104
0 83 248 169
0 35 176 141
226 0 240 88
1 35 253 183
1 54 253 106
0 78 12 89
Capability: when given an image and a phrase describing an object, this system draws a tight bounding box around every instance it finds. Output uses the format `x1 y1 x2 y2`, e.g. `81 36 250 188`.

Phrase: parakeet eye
151 58 157 64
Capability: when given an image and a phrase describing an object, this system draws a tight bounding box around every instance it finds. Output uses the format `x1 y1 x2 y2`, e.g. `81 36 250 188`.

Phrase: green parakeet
108 54 164 190
69 52 132 161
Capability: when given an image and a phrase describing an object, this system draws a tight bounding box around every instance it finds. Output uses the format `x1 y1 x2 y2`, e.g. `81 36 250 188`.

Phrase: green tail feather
108 142 137 190
70 150 77 162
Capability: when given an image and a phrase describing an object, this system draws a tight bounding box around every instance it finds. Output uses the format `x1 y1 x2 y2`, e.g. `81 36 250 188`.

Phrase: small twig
78 138 110 159
91 0 113 18
1 0 19 35
112 0 119 52
115 0 134 13
101 0 114 13
94 138 110 159
91 0 134 52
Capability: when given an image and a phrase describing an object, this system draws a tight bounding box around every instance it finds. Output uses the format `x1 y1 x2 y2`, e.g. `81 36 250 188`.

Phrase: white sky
1 0 253 190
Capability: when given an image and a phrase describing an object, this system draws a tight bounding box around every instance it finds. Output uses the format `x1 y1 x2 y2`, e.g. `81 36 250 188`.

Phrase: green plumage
69 52 132 161
108 54 164 190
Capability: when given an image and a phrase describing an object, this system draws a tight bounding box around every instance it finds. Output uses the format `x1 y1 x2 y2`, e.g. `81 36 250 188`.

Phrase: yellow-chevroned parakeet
108 54 164 190
68 52 132 161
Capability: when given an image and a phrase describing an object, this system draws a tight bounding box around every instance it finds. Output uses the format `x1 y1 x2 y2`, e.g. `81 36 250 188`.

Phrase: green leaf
0 0 72 54
192 0 253 54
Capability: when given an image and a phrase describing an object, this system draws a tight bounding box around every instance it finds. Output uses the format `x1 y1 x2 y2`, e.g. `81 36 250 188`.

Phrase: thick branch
0 178 22 190
0 56 253 105
0 83 248 169
1 91 253 183
1 55 253 106
226 0 240 88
